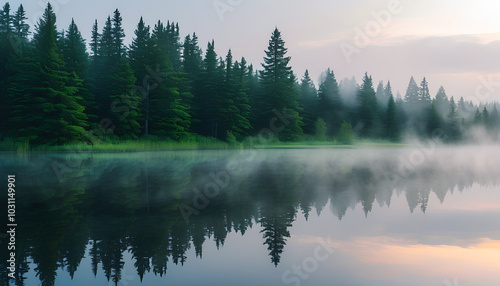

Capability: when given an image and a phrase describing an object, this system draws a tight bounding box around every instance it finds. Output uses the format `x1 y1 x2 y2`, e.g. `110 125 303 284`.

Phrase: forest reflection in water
1 146 499 286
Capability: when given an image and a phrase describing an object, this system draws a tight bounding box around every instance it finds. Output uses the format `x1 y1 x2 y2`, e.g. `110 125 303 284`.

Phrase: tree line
0 3 499 146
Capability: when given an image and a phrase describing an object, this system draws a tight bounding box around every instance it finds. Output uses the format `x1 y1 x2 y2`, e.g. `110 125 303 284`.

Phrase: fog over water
1 146 499 285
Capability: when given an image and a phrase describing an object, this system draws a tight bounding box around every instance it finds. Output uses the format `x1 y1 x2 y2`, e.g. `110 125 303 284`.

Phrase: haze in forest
18 0 500 101
1 1 499 146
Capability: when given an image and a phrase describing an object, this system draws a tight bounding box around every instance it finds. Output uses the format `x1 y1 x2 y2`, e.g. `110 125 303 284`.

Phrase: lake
1 146 499 286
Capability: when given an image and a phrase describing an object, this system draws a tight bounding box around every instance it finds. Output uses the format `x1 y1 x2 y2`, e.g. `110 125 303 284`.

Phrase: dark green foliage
385 94 399 141
182 33 202 81
446 97 461 141
317 68 342 136
427 101 442 135
0 4 498 145
419 77 431 104
338 121 354 144
8 3 88 145
482 107 489 126
298 70 317 134
192 40 224 137
356 73 379 136
473 108 482 125
314 117 327 140
434 86 449 115
404 76 419 104
257 28 303 141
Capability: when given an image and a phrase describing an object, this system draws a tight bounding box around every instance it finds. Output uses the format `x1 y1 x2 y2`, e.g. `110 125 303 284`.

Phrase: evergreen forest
1 3 499 148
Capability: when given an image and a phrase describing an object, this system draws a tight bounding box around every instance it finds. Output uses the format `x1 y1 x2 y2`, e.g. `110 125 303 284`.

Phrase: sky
13 0 500 103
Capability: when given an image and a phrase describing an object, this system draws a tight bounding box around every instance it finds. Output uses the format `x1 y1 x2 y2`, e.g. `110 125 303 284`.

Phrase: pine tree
490 104 499 133
473 108 482 125
111 9 125 59
375 80 385 105
434 86 449 115
0 3 11 35
482 107 489 127
0 2 12 136
223 53 252 139
60 19 95 122
131 19 192 139
90 19 99 58
298 70 317 134
404 76 419 104
446 96 460 141
192 40 223 137
8 3 87 145
385 94 399 141
258 28 302 141
317 68 342 136
182 33 202 82
60 19 88 77
99 16 113 58
92 10 141 139
427 101 442 136
356 72 378 136
419 77 431 103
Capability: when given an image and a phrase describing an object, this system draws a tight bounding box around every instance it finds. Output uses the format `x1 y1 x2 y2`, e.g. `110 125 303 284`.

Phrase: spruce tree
356 72 378 136
221 51 252 140
446 97 460 141
385 94 399 141
434 86 449 115
258 28 302 141
298 70 317 135
129 19 193 139
427 101 442 136
473 108 482 125
90 19 99 58
404 76 419 104
8 3 87 145
92 10 141 139
182 33 203 82
419 77 431 103
0 2 12 136
60 19 96 122
317 68 342 136
193 40 224 137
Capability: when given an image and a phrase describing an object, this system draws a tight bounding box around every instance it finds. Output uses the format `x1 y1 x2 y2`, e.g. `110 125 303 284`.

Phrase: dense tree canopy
0 2 498 147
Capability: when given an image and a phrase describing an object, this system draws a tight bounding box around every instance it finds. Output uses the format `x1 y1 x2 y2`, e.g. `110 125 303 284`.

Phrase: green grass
0 136 406 153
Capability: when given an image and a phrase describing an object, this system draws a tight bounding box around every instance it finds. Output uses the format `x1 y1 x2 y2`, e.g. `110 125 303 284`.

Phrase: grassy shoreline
0 137 406 153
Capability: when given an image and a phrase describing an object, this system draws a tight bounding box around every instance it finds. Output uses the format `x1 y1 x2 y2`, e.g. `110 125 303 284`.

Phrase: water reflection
0 147 499 285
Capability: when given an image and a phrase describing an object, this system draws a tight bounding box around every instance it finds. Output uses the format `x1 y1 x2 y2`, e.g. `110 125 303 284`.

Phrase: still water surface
1 147 499 286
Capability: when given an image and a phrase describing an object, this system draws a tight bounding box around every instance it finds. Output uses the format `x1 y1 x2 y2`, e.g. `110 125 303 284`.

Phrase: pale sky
15 0 500 103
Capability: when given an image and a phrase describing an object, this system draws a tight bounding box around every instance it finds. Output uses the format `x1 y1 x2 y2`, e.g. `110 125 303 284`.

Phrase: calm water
1 147 499 286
